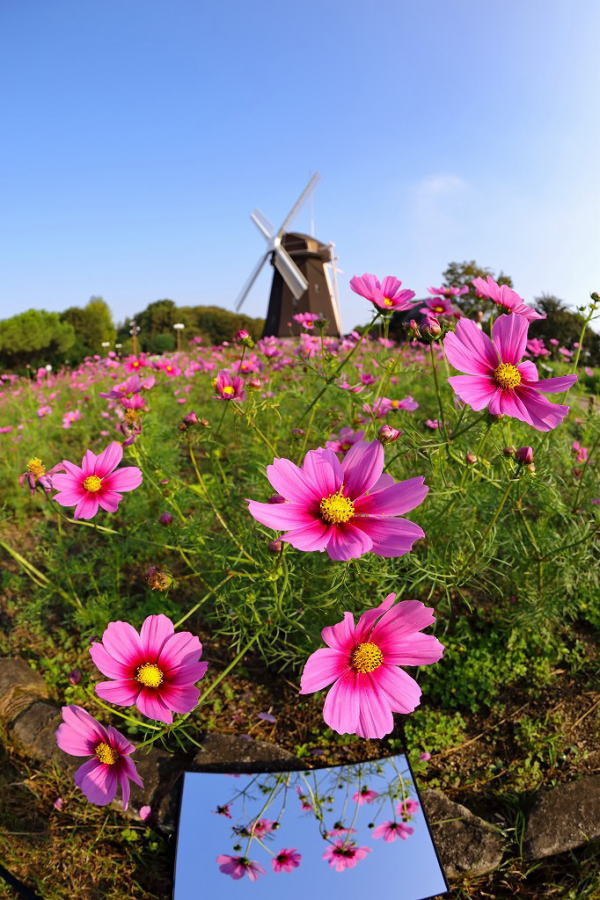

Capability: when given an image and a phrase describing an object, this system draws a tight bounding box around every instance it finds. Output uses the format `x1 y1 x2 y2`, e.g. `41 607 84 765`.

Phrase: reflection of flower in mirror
352 785 379 804
272 848 302 873
373 820 414 842
217 854 265 881
323 840 372 871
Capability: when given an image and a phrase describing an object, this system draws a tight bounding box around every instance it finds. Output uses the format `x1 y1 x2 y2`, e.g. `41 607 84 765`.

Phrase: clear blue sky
1 0 598 329
175 758 447 899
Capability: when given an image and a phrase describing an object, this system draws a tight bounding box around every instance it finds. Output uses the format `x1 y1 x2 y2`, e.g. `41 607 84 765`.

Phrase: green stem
460 477 517 578
173 572 236 629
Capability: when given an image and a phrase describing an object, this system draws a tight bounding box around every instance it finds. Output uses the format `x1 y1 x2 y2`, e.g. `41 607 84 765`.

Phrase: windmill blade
273 245 309 300
276 172 320 237
250 209 274 241
235 252 270 311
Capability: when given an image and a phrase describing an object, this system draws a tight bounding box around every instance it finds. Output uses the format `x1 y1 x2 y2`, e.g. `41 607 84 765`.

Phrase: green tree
0 309 75 370
61 296 116 362
530 294 600 365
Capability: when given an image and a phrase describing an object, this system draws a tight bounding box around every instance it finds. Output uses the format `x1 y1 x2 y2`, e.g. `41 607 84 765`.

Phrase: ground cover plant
0 278 598 898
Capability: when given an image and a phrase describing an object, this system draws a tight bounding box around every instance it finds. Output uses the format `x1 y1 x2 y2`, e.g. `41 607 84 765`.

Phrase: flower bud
378 424 402 445
423 317 442 338
68 669 81 685
407 319 421 339
267 539 283 553
503 446 516 457
465 452 477 465
516 446 534 464
235 329 254 347
159 512 173 526
182 411 199 426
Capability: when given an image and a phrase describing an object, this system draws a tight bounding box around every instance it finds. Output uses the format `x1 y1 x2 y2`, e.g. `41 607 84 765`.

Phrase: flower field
0 280 598 898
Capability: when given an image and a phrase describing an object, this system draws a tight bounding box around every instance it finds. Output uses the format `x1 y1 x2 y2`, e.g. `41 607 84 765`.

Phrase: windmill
235 174 343 337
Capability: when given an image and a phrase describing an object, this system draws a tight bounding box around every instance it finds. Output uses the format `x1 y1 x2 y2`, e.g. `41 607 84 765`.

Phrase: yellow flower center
83 475 103 493
222 385 235 396
319 490 355 525
136 662 164 688
124 409 139 425
27 457 45 477
391 399 400 408
493 363 522 390
383 297 394 307
95 742 119 765
351 642 384 673
433 305 444 313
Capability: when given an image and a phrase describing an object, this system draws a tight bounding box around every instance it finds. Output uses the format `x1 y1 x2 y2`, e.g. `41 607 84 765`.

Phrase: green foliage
61 296 116 363
529 294 600 365
0 309 75 369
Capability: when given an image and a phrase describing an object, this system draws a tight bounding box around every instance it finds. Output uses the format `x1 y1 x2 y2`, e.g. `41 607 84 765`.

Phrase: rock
10 700 65 765
421 789 505 878
0 657 49 723
128 747 187 833
191 732 300 773
525 775 600 859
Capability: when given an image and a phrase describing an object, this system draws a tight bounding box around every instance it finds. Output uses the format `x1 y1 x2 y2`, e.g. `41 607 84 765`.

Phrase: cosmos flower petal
74 759 118 806
94 441 123 478
281 520 333 551
97 490 123 513
95 679 140 706
374 665 422 714
302 448 343 497
136 688 173 723
73 494 100 519
326 523 373 560
381 632 445 666
321 611 356 651
444 318 498 374
55 722 98 756
492 314 529 364
341 440 384 497
323 671 360 734
167 661 209 685
139 614 175 658
355 674 395 739
157 631 203 670
447 375 498 410
354 477 428 516
101 621 144 667
89 642 131 679
300 648 347 693
528 374 577 393
103 466 143 492
353 517 425 557
159 683 201 714
370 599 436 642
246 500 315 530
266 457 320 503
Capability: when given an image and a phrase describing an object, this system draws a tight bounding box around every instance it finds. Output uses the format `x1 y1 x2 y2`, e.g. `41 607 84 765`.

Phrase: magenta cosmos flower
472 276 544 322
352 786 379 804
425 296 457 317
373 820 414 842
323 840 372 872
214 369 245 401
428 284 468 298
217 855 265 882
90 614 208 724
350 274 416 312
55 705 143 810
272 848 302 873
300 593 443 739
248 440 428 562
51 441 142 519
444 314 577 431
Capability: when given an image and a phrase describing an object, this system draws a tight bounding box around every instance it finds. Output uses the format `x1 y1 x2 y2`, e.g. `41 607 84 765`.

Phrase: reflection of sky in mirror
175 755 447 899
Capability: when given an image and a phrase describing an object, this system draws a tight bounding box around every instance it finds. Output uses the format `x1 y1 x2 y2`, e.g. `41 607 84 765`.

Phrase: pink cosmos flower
157 360 181 377
217 855 265 882
323 840 372 872
296 786 313 810
214 370 245 401
425 296 456 317
397 798 419 819
300 593 444 738
472 276 544 322
352 786 379 804
51 441 143 519
55 705 143 810
250 818 277 839
372 820 414 841
572 441 589 463
90 614 208 724
248 440 428 561
62 410 81 429
350 274 416 312
293 312 320 329
272 848 302 873
124 356 148 373
444 315 577 431
526 338 549 358
37 405 52 417
427 285 468 298
214 803 232 818
326 427 365 455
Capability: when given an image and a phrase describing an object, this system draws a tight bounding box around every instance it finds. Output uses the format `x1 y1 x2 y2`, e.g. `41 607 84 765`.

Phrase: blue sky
175 758 447 899
1 0 598 329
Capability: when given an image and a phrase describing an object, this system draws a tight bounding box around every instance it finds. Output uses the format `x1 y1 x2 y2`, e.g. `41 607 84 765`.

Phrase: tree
0 309 75 370
442 260 513 316
61 296 116 362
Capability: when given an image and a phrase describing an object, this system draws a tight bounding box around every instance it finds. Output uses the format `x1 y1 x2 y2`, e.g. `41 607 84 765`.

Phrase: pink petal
75 758 118 806
444 318 498 374
492 314 528 365
55 722 97 756
167 661 208 685
158 632 203 670
102 466 143 493
518 360 539 382
95 679 140 706
119 754 144 788
82 449 97 475
101 621 143 667
62 460 83 478
136 689 173 723
370 599 436 642
379 632 444 666
302 449 343 498
60 705 107 743
322 611 357 652
354 517 425 557
139 614 175 659
52 489 87 507
502 386 570 431
373 665 422 714
300 648 347 693
353 593 397 642
266 458 320 503
281 520 333 551
158 683 200 714
447 375 498 410
342 440 384 497
355 673 394 738
247 500 315 530
107 725 137 757
94 442 123 477
322 672 361 735
73 494 100 520
527 374 577 393
89 642 131 679
354 476 428 516
326 523 373 561
51 473 83 493
97 490 123 513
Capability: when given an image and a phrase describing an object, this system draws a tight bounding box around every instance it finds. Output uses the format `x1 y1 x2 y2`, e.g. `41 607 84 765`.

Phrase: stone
128 747 187 833
421 789 505 878
0 657 48 723
11 701 65 765
191 732 300 773
524 775 600 859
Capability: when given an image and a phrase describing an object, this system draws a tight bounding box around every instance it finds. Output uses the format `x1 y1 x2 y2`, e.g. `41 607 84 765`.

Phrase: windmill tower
235 174 343 337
